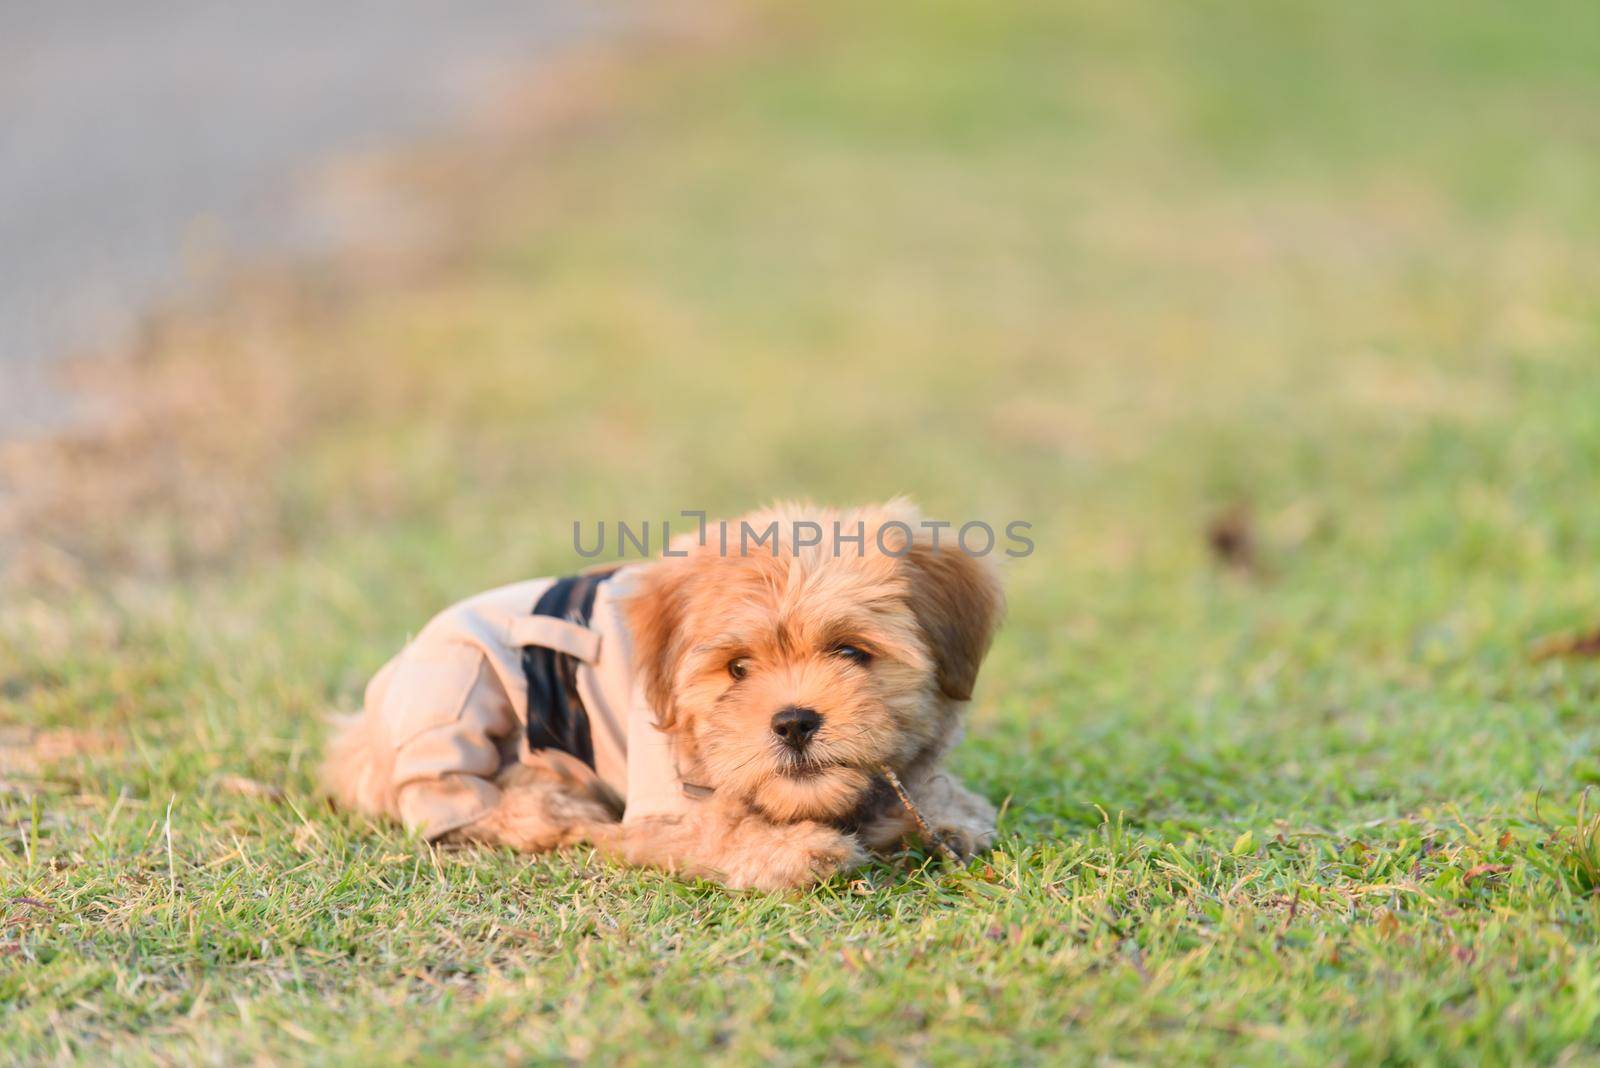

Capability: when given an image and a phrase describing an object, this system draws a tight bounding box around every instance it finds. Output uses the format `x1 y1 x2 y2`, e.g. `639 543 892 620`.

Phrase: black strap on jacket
522 568 617 769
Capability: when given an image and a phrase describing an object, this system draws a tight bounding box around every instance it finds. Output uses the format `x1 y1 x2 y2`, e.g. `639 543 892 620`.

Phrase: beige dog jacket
361 564 697 839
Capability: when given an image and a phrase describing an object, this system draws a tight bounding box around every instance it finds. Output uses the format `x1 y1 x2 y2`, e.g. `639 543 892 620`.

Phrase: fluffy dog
322 502 1003 890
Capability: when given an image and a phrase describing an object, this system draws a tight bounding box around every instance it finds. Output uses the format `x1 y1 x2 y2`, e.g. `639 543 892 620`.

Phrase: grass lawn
6 0 1600 1062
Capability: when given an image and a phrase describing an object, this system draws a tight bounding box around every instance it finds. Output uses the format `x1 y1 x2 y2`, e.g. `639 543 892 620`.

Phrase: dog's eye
727 657 751 681
831 644 872 665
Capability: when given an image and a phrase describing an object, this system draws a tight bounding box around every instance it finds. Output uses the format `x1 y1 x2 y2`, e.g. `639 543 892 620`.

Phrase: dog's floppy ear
624 562 692 731
901 541 1004 701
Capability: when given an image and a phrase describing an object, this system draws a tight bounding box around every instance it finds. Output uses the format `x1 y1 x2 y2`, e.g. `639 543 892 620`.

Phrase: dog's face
626 503 1003 823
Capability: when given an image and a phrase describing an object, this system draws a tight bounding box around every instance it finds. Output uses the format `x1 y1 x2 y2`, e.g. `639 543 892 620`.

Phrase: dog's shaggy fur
323 502 1003 889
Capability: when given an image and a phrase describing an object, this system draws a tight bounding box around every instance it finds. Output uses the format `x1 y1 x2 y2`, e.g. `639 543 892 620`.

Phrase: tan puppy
322 502 1003 889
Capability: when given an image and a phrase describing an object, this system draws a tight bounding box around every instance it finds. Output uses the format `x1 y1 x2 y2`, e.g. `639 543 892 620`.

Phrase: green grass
6 0 1600 1062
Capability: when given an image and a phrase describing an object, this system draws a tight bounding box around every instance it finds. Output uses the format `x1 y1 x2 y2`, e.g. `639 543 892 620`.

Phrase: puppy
322 501 1003 890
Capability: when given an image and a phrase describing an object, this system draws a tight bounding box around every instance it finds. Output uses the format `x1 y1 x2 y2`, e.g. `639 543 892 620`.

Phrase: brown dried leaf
1463 863 1511 885
1530 628 1600 662
1206 504 1257 572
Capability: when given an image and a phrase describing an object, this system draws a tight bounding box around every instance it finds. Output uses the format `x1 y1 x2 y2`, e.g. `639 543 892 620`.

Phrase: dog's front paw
719 820 865 891
794 824 869 883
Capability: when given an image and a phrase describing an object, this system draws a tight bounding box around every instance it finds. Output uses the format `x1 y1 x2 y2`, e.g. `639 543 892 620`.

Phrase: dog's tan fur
322 501 1003 890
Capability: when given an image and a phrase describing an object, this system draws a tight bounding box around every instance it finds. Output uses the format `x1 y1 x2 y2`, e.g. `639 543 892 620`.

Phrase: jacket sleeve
621 682 700 825
382 641 516 839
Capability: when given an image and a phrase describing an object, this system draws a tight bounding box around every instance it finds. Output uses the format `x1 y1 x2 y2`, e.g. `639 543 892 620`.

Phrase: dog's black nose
771 706 822 750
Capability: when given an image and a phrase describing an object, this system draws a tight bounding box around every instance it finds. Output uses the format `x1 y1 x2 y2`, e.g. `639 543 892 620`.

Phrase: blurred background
1 0 617 433
5 0 1594 598
5 1 1600 1061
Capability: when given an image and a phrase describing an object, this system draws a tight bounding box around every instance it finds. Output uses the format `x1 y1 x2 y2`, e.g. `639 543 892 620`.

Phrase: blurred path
0 0 620 435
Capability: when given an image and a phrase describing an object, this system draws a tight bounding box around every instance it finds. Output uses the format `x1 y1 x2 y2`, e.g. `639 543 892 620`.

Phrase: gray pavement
0 1 618 434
